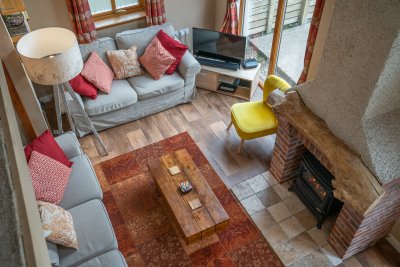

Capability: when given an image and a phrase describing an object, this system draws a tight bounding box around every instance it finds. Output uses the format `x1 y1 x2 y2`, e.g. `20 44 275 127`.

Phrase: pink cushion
24 129 72 167
69 74 98 100
139 37 176 80
28 151 72 204
81 52 114 94
157 30 188 74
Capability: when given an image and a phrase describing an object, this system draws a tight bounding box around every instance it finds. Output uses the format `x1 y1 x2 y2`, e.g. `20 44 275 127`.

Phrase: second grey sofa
70 23 201 137
46 132 127 267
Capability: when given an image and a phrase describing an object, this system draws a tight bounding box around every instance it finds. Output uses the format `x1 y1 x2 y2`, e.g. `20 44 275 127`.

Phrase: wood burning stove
290 150 343 229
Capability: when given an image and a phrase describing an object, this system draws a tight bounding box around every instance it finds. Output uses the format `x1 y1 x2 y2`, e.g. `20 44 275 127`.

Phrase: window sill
94 10 146 30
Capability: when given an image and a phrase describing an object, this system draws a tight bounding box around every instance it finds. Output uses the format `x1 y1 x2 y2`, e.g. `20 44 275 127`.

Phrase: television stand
195 64 261 101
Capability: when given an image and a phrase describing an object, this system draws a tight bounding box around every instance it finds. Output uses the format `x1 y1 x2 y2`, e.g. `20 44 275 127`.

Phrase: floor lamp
16 27 108 156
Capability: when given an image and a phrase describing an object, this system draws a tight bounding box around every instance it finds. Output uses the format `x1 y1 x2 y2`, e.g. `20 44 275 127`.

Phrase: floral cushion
81 51 115 94
139 37 176 80
38 201 78 249
107 45 144 79
28 151 71 204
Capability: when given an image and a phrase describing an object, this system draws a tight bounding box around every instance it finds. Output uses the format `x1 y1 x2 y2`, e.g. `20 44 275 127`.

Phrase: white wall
24 0 218 37
165 0 216 30
24 0 72 31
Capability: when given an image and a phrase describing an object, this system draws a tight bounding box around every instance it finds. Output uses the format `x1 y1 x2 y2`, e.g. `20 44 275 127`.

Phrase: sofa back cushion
116 23 175 57
79 37 117 69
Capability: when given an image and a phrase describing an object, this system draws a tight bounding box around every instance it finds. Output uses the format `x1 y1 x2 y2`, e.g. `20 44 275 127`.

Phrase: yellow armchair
227 75 291 153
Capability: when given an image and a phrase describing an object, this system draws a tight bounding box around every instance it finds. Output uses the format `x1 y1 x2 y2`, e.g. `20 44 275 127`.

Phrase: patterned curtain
297 0 325 84
66 0 97 44
220 0 239 35
145 0 167 26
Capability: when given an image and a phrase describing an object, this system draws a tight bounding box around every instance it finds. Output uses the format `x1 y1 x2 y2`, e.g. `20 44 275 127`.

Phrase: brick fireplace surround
270 114 400 259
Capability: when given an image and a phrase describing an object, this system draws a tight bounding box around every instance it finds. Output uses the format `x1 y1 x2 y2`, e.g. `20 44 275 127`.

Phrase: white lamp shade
17 27 83 85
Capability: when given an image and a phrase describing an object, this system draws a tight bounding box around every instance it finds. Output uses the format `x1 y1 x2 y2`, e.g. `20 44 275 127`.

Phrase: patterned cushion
139 37 176 80
107 45 144 79
81 52 115 94
28 151 72 204
37 201 78 249
157 30 188 74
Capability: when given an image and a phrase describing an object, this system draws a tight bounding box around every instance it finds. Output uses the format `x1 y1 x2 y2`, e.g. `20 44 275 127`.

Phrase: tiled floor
232 171 342 266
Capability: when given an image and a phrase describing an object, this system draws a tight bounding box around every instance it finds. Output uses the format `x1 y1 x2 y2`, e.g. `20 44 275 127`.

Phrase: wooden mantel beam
271 91 383 216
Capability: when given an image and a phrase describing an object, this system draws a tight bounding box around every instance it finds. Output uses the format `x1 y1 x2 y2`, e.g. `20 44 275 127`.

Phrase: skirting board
386 234 400 253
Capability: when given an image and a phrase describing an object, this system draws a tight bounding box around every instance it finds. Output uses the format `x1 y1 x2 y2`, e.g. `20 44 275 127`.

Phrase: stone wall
0 126 26 266
296 0 400 183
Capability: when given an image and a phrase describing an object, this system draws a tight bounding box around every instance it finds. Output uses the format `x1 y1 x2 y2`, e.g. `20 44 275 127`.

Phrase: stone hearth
269 93 400 259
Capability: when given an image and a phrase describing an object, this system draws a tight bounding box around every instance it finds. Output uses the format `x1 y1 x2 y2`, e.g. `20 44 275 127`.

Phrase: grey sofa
46 132 127 267
70 23 201 137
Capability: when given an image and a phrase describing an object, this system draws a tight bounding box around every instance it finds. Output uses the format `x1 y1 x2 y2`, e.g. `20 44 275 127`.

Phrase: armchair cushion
231 101 278 140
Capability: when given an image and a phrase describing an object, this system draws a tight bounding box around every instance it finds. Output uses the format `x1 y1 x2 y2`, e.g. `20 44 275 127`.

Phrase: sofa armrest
55 132 83 159
177 51 201 83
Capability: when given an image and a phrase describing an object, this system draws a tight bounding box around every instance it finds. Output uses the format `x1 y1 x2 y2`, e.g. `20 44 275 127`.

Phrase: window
89 0 144 20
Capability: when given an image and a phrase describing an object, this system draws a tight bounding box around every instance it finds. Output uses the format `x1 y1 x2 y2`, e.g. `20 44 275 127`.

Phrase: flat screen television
192 27 247 63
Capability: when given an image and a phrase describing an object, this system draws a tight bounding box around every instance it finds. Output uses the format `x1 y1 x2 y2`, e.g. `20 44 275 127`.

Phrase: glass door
241 0 315 85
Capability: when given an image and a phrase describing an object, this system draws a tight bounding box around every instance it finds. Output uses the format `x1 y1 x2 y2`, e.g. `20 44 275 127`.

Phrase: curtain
145 0 167 26
220 0 239 35
297 0 325 84
66 0 97 44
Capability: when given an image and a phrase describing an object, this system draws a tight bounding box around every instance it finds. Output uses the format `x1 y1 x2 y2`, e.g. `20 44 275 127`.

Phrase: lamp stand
53 84 109 156
53 85 63 135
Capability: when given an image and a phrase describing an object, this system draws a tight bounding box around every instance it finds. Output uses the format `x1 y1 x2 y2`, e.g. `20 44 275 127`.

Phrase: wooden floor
78 88 276 188
46 88 400 266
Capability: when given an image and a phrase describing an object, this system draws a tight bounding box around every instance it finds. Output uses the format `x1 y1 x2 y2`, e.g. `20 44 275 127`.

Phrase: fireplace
290 150 343 229
268 100 400 259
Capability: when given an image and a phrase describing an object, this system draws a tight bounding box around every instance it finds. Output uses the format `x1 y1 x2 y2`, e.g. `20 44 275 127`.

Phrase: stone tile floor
232 171 342 266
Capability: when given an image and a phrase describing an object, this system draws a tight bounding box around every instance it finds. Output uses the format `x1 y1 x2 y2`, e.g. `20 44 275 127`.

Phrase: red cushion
24 129 72 167
28 151 71 204
69 74 98 100
156 30 188 74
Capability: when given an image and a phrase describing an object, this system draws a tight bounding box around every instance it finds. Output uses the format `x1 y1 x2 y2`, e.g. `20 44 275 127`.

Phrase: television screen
192 28 247 62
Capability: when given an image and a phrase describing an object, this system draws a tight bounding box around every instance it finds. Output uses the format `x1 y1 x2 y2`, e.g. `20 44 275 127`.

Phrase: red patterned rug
94 132 283 266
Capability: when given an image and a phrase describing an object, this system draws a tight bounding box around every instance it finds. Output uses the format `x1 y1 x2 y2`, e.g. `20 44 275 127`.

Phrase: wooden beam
238 0 245 35
272 91 383 216
2 62 36 141
268 0 287 76
0 59 51 267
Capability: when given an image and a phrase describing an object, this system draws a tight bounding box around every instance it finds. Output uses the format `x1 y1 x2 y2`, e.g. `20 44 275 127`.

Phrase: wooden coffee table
148 149 230 244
